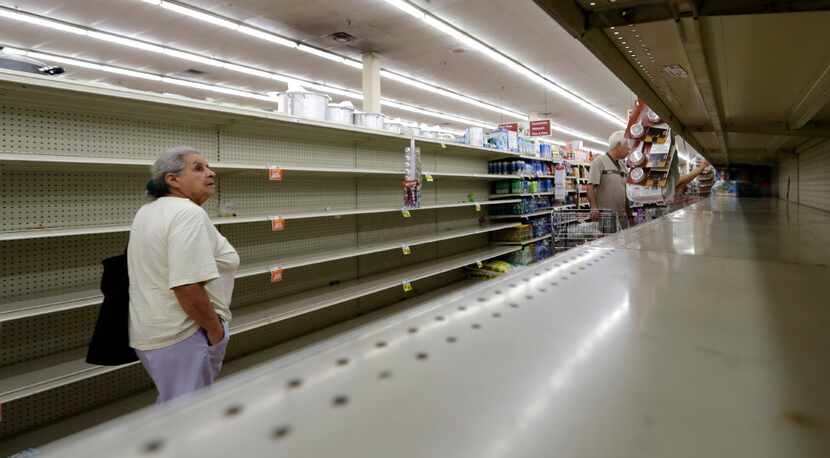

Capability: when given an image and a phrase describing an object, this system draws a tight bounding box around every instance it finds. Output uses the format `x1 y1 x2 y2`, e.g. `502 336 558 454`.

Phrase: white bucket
326 103 354 125
464 127 484 147
354 112 385 130
279 90 330 121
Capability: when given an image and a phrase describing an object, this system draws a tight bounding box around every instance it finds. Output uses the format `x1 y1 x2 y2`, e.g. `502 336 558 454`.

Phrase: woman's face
165 153 216 205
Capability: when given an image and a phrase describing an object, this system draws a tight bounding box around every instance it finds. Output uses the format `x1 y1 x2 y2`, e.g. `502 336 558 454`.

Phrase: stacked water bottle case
488 159 554 176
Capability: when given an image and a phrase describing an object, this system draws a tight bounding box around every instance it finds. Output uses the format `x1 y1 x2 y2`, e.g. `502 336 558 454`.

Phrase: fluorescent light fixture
549 122 609 146
342 59 364 70
297 44 345 64
380 0 627 127
87 31 167 53
160 2 239 30
381 99 496 129
380 69 526 119
0 46 27 55
0 8 87 35
381 0 424 19
237 25 297 48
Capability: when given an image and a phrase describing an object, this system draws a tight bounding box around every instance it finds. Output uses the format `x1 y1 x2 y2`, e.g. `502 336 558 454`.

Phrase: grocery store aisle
44 197 830 458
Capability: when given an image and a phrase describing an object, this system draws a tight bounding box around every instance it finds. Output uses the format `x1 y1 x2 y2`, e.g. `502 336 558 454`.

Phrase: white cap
607 130 626 149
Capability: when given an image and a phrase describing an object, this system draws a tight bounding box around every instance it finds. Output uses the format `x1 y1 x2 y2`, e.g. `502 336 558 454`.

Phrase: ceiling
535 0 830 165
0 0 638 147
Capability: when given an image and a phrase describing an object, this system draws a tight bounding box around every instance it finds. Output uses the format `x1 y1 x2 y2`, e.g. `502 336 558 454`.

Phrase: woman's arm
173 283 224 345
676 160 709 190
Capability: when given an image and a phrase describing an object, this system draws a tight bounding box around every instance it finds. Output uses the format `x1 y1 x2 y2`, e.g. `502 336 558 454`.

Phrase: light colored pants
136 321 230 404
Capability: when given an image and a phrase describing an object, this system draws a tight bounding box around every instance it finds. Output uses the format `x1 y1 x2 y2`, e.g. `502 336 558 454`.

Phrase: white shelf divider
0 200 521 242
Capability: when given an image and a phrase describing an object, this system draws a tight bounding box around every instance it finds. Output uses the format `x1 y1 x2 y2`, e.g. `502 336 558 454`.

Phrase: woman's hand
207 325 225 346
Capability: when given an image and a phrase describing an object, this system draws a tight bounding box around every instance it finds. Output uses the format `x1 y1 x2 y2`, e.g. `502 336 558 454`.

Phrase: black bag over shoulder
86 253 138 365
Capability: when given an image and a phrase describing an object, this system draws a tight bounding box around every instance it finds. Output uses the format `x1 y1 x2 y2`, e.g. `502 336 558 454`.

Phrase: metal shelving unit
0 71 531 438
1 223 518 322
0 245 519 404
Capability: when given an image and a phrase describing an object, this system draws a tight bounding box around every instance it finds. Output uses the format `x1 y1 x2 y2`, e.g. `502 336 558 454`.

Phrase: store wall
777 154 798 203
798 140 830 212
776 140 830 211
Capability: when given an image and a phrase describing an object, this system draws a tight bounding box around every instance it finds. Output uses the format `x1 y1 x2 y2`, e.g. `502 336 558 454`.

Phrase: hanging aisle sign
529 120 551 136
498 122 519 132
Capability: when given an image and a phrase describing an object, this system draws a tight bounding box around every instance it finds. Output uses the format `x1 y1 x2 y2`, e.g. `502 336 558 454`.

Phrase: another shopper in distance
588 130 632 230
128 146 239 403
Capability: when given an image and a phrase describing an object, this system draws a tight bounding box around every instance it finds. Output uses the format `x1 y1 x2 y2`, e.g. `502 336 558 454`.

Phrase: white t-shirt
128 196 239 351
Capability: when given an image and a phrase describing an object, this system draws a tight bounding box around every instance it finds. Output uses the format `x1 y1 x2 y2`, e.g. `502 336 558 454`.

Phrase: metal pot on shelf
277 88 330 121
326 101 355 125
354 112 385 130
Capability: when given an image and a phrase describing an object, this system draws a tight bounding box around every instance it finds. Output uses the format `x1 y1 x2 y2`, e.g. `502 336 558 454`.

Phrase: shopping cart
552 208 619 251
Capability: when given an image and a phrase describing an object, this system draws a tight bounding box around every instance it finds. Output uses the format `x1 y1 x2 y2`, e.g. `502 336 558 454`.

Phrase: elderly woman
128 146 239 403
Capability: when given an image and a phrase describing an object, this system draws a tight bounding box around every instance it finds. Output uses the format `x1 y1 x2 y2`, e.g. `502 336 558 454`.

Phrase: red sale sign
499 122 519 132
529 120 551 136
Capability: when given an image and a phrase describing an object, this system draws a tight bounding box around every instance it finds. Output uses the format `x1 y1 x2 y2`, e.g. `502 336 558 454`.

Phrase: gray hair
145 146 202 198
607 130 627 150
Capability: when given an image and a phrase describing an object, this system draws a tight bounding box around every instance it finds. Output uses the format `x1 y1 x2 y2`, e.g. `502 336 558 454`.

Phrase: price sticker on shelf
476 261 484 268
475 203 481 212
425 174 434 182
401 209 411 218
402 280 413 292
401 244 411 256
270 266 284 283
270 216 286 231
268 166 284 182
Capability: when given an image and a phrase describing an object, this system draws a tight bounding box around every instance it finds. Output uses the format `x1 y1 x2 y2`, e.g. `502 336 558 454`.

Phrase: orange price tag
268 166 284 182
402 281 413 292
270 266 284 283
270 216 285 231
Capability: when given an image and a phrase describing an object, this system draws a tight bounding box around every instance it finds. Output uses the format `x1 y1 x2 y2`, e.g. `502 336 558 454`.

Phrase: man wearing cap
587 130 631 230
